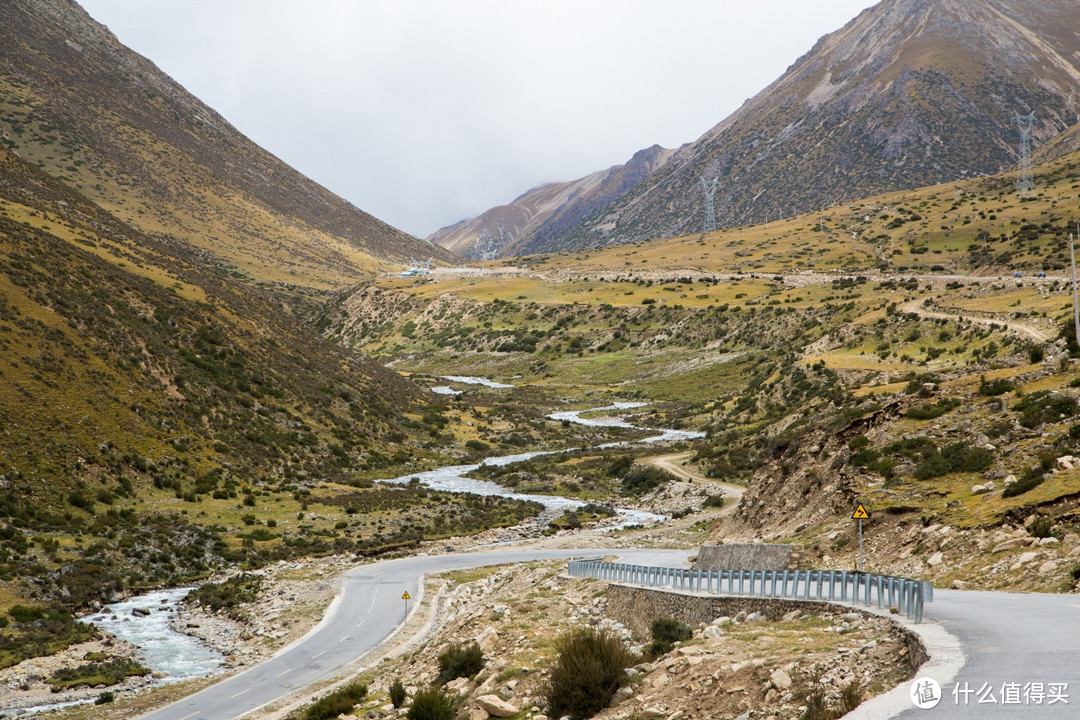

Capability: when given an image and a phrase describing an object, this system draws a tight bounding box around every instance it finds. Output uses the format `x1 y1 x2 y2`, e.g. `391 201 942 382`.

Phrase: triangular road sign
852 504 870 520
402 591 411 600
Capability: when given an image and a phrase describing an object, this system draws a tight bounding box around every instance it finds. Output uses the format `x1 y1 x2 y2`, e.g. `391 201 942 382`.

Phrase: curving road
136 548 693 720
138 548 1080 720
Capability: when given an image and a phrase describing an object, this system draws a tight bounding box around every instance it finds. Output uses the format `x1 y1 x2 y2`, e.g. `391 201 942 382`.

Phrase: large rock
475 626 499 653
475 695 518 718
770 668 793 691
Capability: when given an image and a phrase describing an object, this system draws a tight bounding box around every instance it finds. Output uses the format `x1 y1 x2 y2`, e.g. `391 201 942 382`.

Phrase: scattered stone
927 552 944 567
1038 537 1060 546
1003 475 1018 486
476 694 518 717
702 626 724 640
951 579 969 590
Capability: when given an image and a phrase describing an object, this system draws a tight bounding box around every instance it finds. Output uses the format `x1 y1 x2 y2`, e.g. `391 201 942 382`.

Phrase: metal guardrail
567 559 932 622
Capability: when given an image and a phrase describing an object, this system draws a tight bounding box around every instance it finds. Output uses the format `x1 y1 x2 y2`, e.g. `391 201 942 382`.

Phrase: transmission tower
699 176 719 233
1015 110 1035 197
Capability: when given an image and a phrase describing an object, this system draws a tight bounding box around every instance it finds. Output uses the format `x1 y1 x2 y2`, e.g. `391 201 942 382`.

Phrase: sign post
852 503 870 572
402 590 410 617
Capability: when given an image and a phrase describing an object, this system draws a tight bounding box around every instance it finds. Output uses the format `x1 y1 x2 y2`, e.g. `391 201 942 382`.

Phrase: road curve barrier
566 559 933 622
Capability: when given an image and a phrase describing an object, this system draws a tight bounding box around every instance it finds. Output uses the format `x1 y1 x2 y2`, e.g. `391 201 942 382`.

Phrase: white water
9 590 225 716
439 375 515 388
382 400 704 529
83 589 224 681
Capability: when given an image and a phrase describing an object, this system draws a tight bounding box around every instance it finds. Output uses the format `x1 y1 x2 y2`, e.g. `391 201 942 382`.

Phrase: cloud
78 0 875 236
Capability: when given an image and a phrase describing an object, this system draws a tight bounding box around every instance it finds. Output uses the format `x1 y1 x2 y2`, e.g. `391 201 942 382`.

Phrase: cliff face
0 0 456 288
445 0 1080 256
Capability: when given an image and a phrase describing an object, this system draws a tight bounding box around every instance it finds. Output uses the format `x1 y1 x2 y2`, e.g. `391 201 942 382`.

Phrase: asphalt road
139 550 1080 720
137 548 692 720
891 589 1080 719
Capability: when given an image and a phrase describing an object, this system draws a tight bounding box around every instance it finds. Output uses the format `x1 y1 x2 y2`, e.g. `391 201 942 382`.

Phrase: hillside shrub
906 398 961 420
913 442 993 480
47 659 149 691
1014 391 1078 429
619 466 668 496
645 617 691 659
1002 465 1047 498
187 573 262 620
389 677 407 708
303 681 368 720
545 627 635 720
406 687 457 720
436 642 484 685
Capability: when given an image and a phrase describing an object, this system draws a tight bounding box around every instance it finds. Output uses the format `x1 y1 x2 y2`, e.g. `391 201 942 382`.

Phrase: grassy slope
0 1 456 291
328 151 1080 590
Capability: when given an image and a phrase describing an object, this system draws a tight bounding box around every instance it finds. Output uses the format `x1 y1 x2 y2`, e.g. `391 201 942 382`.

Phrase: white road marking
276 668 292 678
340 635 350 643
312 650 326 659
179 713 200 720
356 619 365 629
230 688 250 699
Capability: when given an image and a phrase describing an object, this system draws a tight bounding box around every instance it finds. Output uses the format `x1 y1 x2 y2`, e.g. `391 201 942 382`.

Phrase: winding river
10 388 699 714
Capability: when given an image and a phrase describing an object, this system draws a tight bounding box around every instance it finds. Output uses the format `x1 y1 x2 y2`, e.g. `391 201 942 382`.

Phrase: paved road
890 589 1080 719
138 548 692 720
140 549 1080 720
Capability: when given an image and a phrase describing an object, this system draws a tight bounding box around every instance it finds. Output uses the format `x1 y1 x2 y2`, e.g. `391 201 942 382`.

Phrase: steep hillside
463 0 1080 255
0 0 456 290
428 145 674 259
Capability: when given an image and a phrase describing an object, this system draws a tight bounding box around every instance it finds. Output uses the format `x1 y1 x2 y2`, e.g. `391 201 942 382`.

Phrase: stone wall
695 543 794 571
603 584 927 671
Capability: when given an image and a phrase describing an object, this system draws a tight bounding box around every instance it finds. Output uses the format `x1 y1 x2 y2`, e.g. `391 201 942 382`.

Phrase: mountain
0 0 456 290
428 144 675 260
443 0 1080 256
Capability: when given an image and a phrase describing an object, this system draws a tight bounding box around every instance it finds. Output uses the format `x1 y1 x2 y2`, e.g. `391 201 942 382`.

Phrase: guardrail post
863 573 871 606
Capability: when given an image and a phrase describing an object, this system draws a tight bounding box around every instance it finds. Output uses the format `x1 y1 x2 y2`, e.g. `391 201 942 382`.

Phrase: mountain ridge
0 0 457 289
435 0 1080 256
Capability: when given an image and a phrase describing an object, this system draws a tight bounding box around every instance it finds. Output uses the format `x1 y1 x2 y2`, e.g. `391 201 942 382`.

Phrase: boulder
770 668 793 691
475 626 499 653
927 551 944 567
702 626 724 640
475 695 518 718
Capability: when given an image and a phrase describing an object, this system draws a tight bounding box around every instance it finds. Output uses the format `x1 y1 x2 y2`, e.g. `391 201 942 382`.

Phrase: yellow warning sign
852 504 870 520
402 591 411 600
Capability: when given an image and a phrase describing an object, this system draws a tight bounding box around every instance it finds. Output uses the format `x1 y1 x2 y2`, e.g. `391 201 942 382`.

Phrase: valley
3 0 1080 718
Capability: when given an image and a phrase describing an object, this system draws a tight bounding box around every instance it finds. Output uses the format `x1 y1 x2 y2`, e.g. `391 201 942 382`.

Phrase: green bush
913 442 993 480
906 398 961 420
9 605 46 623
545 627 635 720
619 466 668 496
702 494 725 508
406 687 457 720
303 681 368 720
1030 516 1055 539
95 691 115 705
1002 465 1047 498
644 617 691 659
48 659 149 691
436 642 484 685
389 677 407 708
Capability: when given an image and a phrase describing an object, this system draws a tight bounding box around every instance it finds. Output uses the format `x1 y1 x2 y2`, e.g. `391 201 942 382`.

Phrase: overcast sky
78 1 877 237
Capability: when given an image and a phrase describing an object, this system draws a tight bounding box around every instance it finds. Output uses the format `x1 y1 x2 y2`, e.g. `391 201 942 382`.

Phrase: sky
77 1 877 237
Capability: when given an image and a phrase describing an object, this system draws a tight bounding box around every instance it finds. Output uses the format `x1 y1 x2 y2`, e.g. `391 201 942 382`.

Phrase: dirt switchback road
645 452 744 512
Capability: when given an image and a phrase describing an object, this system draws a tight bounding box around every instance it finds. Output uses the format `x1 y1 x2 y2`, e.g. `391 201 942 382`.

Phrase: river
10 390 699 714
